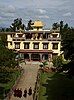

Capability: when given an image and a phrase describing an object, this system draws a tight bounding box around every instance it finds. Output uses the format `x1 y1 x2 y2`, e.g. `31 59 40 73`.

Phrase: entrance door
24 54 29 60
42 54 48 60
31 54 40 61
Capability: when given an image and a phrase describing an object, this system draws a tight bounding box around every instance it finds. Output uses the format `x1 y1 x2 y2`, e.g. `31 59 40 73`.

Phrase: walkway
10 62 39 100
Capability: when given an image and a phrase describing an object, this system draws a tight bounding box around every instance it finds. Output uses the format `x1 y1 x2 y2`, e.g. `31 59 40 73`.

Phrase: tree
52 55 63 68
52 22 59 30
10 18 25 32
27 20 33 30
0 34 7 46
61 23 74 61
0 40 16 68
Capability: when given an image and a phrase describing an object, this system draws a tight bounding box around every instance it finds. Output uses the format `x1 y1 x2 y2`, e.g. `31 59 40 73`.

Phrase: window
18 34 23 37
52 34 57 38
33 43 39 49
52 43 58 49
24 43 29 49
10 42 12 45
43 43 48 49
15 42 20 49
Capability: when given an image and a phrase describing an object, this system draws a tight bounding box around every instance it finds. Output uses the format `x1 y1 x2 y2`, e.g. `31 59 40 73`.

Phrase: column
29 53 31 61
20 53 24 59
48 54 52 62
31 34 34 40
35 33 38 40
40 54 42 62
39 34 43 40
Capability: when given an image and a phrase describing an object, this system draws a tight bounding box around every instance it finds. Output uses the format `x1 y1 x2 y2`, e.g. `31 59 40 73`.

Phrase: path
10 62 39 100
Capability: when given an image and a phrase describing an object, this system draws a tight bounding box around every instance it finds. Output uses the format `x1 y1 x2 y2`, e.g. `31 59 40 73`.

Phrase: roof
18 50 53 53
31 20 44 27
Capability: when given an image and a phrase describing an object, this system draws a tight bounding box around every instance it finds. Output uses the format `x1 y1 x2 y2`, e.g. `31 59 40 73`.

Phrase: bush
52 55 63 68
43 61 48 66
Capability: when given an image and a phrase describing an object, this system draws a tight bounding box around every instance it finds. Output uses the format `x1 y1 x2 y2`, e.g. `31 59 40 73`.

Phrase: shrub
52 55 63 68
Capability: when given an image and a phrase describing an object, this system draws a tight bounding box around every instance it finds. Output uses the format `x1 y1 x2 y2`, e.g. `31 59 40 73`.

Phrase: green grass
0 70 21 99
39 72 74 100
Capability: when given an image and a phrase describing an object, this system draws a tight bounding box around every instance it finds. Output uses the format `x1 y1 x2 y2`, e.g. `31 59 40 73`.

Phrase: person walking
18 88 22 98
23 88 27 98
13 88 17 97
28 87 32 96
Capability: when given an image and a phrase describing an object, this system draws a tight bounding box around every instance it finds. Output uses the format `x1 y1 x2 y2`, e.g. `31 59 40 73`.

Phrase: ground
10 62 39 100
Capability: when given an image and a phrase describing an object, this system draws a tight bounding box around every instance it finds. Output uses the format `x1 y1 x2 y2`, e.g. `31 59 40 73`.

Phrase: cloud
63 12 72 17
7 5 16 13
38 9 46 14
0 0 73 28
37 15 49 19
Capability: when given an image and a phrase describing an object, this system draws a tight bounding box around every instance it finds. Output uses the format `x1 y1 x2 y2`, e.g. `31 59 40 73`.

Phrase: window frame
24 43 29 49
33 43 39 49
15 42 20 49
52 43 58 49
43 43 48 49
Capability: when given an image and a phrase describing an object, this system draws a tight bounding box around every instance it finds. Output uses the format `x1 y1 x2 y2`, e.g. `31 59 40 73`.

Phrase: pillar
40 54 42 62
48 54 52 62
20 53 24 59
39 34 43 40
29 53 31 61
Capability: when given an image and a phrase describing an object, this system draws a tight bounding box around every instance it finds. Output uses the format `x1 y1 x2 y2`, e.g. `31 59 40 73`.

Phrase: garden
0 67 21 99
38 54 74 100
38 71 74 100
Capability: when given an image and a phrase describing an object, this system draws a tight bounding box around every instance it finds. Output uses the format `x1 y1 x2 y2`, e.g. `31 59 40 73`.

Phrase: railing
13 38 25 41
12 37 61 41
48 37 61 41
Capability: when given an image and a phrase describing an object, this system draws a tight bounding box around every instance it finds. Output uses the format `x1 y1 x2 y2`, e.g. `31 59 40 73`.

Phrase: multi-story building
7 20 61 62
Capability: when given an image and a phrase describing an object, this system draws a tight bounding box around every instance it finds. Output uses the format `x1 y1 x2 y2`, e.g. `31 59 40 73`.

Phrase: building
7 20 61 62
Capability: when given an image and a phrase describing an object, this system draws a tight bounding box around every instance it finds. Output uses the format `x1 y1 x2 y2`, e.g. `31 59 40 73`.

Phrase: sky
0 0 74 28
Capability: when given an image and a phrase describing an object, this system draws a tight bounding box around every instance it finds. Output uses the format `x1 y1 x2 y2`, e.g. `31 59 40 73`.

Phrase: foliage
0 69 21 99
61 27 74 61
42 61 48 66
10 18 25 31
39 72 74 100
0 34 7 46
27 20 33 30
0 40 16 68
52 55 63 68
52 22 60 30
39 61 48 68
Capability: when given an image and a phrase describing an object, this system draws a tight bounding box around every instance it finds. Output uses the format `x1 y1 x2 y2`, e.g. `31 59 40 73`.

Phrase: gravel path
10 62 39 100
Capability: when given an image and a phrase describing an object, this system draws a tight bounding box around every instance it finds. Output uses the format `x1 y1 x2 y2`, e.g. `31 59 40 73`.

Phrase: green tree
52 55 63 68
10 18 25 31
0 34 7 46
27 20 33 30
0 41 16 68
52 22 59 30
60 23 74 61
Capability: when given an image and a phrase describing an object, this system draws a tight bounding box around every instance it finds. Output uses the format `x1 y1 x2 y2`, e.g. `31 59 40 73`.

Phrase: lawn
39 72 74 100
0 70 21 99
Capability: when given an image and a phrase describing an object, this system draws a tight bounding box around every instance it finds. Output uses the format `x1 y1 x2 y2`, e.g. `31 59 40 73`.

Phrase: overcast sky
0 0 74 28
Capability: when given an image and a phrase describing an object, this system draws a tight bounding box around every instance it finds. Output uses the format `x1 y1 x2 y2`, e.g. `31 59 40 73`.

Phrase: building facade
7 20 61 62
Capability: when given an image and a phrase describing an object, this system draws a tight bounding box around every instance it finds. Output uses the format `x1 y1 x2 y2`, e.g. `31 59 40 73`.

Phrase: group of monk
13 87 32 98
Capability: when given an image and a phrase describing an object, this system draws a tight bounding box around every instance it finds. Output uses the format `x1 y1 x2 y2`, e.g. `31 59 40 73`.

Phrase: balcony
48 37 61 41
12 37 61 41
13 37 25 41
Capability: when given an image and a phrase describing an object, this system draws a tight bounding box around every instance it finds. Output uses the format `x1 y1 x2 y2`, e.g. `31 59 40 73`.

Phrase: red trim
18 49 53 53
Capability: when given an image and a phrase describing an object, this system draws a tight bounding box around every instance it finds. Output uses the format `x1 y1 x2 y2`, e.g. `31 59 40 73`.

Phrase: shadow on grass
42 72 74 100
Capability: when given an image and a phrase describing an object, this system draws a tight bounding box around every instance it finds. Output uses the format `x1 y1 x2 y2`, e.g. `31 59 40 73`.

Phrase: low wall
33 70 41 100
